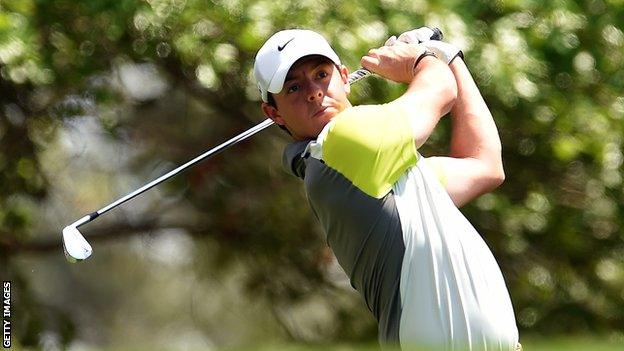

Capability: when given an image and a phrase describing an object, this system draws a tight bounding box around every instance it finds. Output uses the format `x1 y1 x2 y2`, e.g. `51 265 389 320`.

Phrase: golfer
254 28 520 351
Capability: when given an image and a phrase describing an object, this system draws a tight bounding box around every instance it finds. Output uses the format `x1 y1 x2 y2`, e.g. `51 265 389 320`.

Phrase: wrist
449 50 464 65
412 51 436 76
422 40 463 65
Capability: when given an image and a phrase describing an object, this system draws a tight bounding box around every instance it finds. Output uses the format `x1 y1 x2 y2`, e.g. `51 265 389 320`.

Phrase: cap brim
267 48 340 95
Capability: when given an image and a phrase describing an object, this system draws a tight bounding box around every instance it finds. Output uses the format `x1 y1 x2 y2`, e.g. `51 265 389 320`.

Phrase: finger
388 40 409 51
360 55 380 70
413 27 435 42
398 27 435 44
367 47 381 57
397 32 416 44
384 35 397 46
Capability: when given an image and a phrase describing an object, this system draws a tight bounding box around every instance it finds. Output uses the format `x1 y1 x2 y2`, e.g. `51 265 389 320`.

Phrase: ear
338 65 351 94
261 102 286 126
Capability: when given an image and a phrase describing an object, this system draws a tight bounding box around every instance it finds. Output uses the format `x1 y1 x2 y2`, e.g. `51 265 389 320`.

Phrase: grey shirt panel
283 141 405 345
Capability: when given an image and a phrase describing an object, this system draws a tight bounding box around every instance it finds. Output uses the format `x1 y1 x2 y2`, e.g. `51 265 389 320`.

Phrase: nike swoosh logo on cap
278 38 295 51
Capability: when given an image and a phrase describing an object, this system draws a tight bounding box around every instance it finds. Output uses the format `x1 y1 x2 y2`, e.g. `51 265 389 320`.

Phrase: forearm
448 59 504 181
398 56 457 148
407 55 457 115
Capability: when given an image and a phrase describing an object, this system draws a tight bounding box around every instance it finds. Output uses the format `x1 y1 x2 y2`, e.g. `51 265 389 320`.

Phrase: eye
287 84 299 93
317 70 329 79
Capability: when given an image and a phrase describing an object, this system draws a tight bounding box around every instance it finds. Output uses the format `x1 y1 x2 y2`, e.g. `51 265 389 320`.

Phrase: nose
306 81 324 102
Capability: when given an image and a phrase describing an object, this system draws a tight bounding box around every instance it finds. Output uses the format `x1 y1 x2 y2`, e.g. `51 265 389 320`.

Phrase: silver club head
62 225 93 262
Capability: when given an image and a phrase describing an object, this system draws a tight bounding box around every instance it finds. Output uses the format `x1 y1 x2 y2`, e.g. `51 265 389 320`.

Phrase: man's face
262 55 352 141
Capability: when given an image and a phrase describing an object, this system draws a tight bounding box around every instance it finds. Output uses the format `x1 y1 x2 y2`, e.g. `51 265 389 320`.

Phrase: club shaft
87 69 373 222
94 118 274 218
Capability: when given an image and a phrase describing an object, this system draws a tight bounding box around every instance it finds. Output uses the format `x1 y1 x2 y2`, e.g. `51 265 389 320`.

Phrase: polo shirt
283 102 519 350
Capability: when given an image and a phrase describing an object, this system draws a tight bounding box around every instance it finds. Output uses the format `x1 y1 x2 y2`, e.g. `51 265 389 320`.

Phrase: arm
427 58 505 207
314 43 458 199
360 42 457 148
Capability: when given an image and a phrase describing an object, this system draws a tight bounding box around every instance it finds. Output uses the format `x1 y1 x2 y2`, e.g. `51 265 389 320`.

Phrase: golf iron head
62 216 93 262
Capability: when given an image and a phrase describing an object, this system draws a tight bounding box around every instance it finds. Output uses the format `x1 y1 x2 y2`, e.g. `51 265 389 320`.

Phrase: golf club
62 28 444 262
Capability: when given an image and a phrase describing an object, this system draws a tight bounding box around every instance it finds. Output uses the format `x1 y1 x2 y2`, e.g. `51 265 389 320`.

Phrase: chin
310 120 331 138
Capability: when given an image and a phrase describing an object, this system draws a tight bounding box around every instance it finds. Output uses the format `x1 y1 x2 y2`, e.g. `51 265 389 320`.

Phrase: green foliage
1 0 623 348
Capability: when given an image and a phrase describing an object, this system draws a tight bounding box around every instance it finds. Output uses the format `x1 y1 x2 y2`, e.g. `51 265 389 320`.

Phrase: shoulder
329 103 408 132
316 103 418 198
322 102 411 153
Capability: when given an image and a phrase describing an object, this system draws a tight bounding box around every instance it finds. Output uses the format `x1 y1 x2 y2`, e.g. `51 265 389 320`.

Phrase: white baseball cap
253 29 341 102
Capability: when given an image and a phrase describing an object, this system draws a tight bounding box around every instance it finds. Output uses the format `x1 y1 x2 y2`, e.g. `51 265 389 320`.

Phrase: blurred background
0 0 623 350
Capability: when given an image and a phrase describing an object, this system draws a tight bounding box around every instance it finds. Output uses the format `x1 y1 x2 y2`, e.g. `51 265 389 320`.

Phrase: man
253 28 520 350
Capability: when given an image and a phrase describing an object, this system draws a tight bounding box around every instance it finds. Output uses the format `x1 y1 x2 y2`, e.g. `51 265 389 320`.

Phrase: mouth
312 106 329 118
